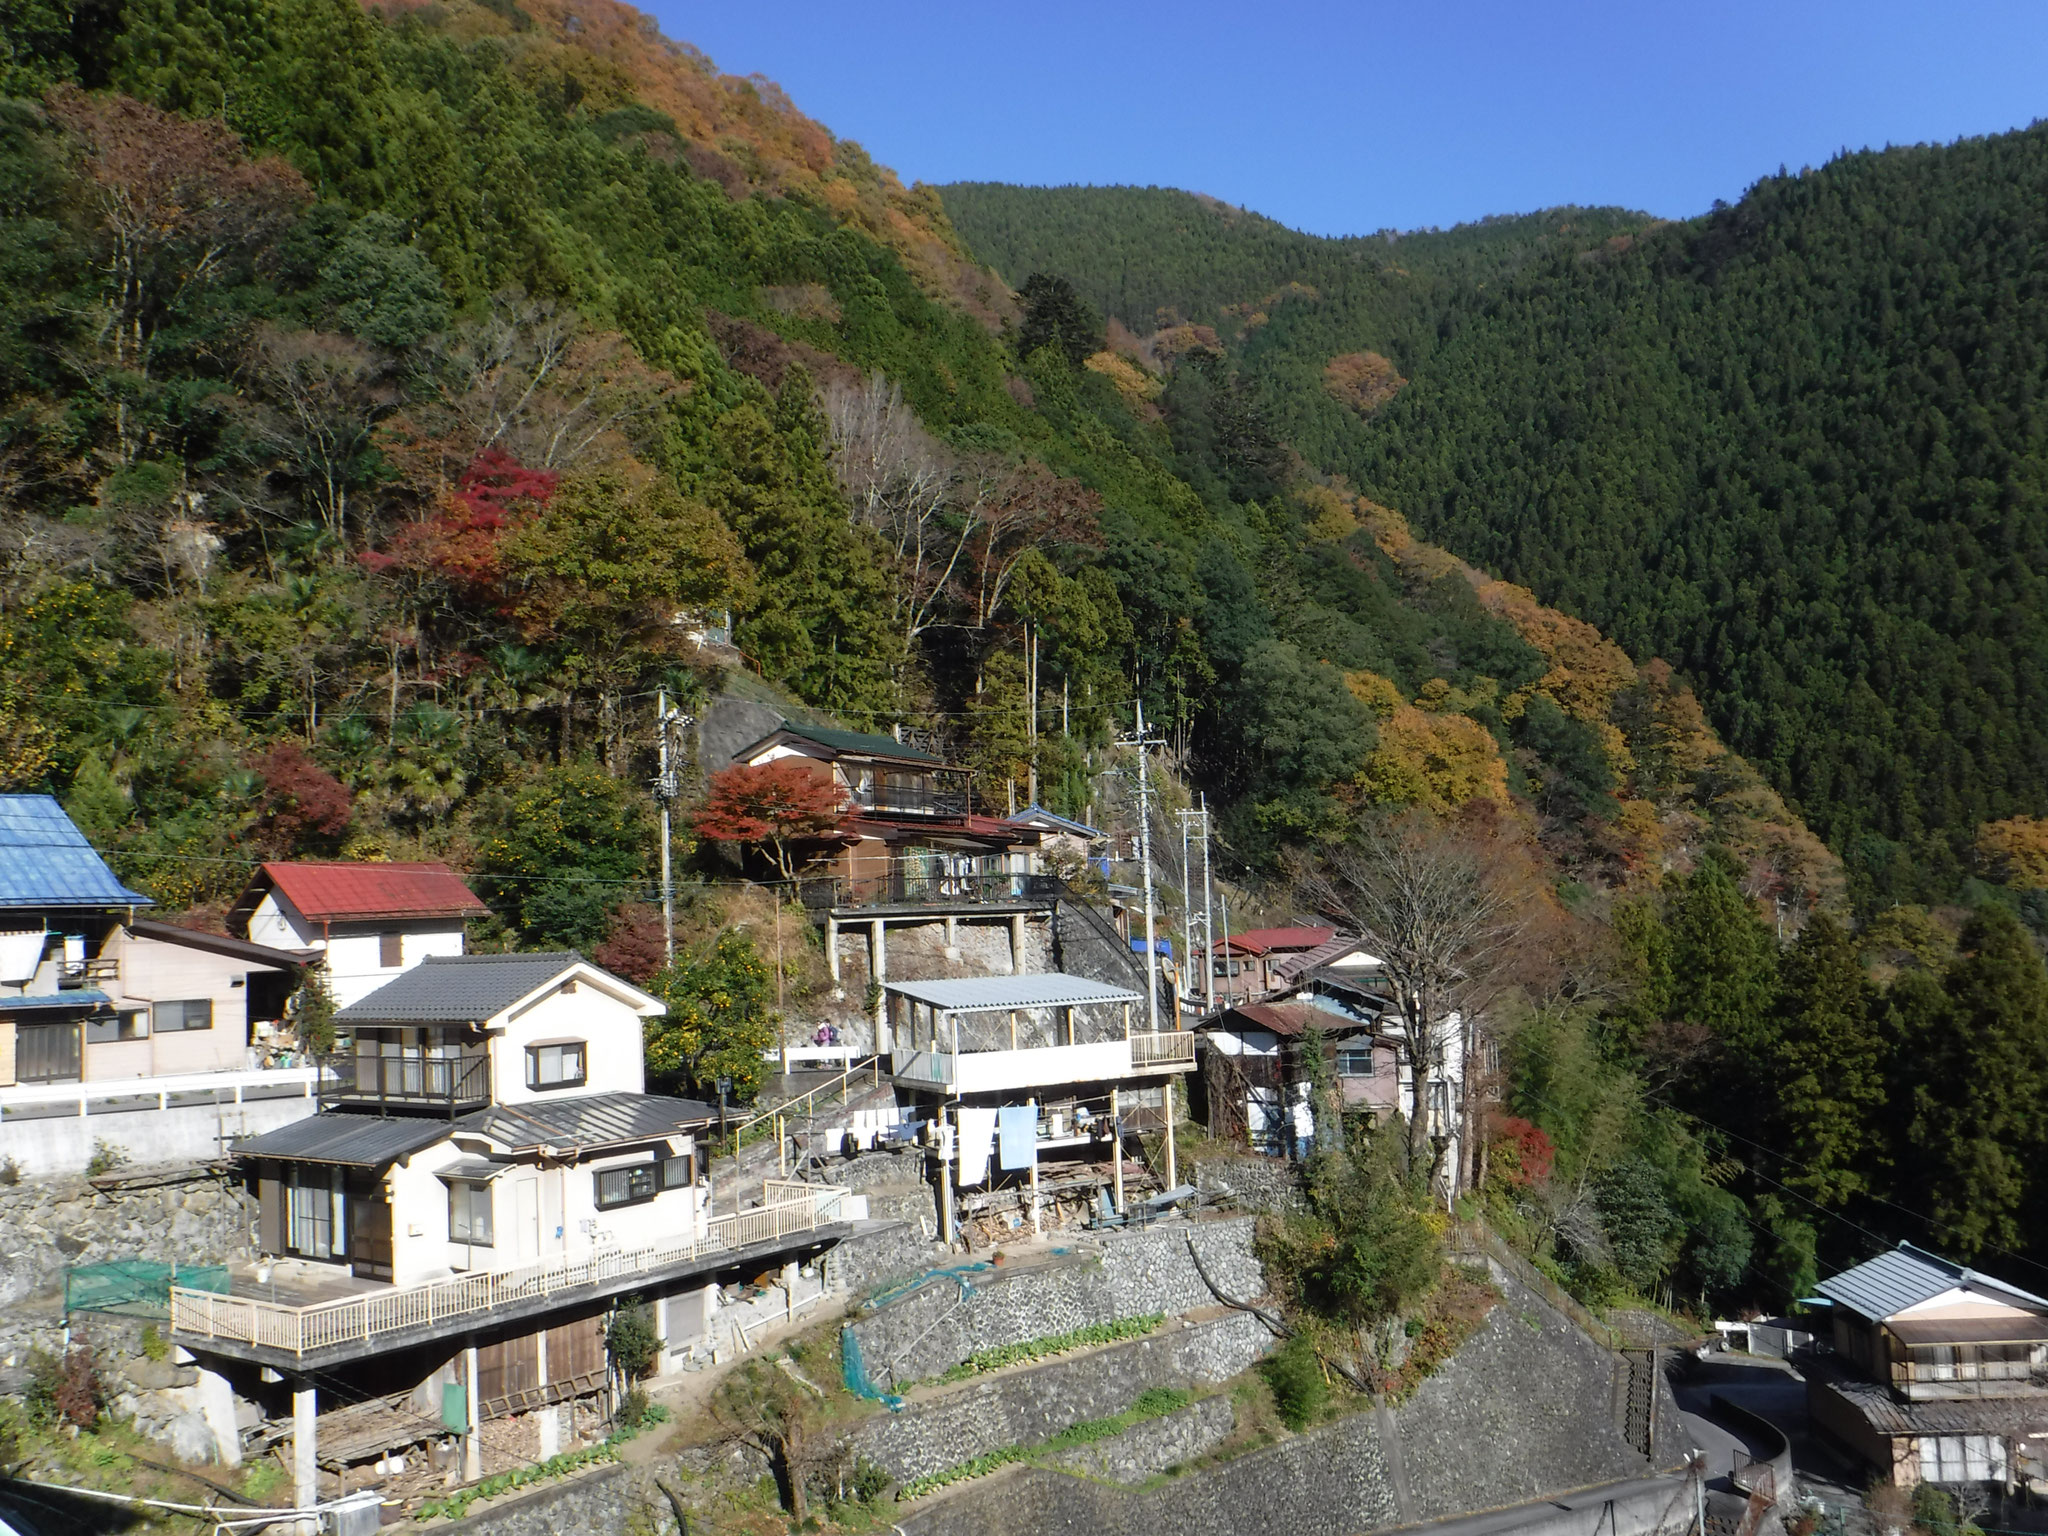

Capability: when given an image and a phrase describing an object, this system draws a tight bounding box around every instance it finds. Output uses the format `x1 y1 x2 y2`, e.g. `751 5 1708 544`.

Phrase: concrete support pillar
1164 1077 1179 1192
196 1364 242 1468
1028 1098 1041 1236
1008 912 1026 973
291 1381 317 1514
942 914 959 959
463 1344 482 1482
869 918 888 1046
825 915 840 986
536 1405 561 1460
1110 1088 1124 1214
653 1295 669 1377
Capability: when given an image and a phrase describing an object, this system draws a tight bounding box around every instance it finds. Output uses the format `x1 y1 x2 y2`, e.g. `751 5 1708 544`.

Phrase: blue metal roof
0 989 111 1011
1008 804 1105 839
0 796 152 910
1815 1242 2048 1321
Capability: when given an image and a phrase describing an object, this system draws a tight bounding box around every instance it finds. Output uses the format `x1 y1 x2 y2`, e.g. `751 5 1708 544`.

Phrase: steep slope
941 135 2048 903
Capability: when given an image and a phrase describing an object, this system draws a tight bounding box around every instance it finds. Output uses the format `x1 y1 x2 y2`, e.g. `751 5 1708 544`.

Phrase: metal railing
0 1065 321 1119
801 870 1051 911
320 1051 491 1112
168 1188 836 1357
1129 1030 1197 1068
848 783 969 818
725 1056 882 1156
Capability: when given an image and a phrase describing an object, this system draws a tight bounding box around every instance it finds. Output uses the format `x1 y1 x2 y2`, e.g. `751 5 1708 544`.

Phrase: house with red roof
228 862 490 1007
1200 925 1336 1008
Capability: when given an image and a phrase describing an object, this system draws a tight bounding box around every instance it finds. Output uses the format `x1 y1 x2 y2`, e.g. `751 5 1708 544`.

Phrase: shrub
606 1300 659 1381
27 1345 105 1429
85 1140 127 1177
1261 1334 1327 1431
139 1325 169 1362
616 1388 650 1430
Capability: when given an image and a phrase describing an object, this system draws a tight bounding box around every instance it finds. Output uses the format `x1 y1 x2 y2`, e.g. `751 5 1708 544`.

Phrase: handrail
167 1192 833 1357
0 1065 321 1115
726 1056 882 1156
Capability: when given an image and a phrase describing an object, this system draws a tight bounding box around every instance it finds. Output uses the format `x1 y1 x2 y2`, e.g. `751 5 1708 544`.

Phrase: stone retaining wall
848 1218 1264 1387
1044 1395 1237 1484
1190 1155 1305 1214
896 1274 1665 1536
0 1166 255 1313
852 1311 1271 1482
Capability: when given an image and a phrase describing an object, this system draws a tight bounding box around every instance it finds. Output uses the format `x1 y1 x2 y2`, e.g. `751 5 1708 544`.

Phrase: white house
882 971 1196 1240
228 861 489 1007
171 952 854 1506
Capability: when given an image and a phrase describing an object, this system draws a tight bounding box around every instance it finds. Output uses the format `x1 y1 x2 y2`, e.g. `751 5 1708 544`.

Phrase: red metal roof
1213 926 1336 957
253 862 490 924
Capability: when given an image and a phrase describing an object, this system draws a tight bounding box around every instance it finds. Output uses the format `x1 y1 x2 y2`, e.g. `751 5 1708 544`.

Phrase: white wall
0 1089 316 1177
489 981 648 1104
246 893 466 1008
97 930 280 1078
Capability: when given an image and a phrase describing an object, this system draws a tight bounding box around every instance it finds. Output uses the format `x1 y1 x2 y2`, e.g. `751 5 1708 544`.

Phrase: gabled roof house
229 861 490 1007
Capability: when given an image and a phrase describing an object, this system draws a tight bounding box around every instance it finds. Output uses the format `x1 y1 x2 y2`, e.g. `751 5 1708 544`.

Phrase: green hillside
942 141 2048 904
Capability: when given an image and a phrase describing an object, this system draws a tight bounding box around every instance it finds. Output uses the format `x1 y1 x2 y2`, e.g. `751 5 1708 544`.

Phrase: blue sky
642 0 2048 236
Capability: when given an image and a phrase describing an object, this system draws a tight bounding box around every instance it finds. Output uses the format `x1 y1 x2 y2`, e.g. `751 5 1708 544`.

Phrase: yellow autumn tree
1977 817 2048 889
1345 671 1509 815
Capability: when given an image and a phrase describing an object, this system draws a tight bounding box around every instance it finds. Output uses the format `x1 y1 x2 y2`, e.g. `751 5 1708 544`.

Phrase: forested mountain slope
942 137 2048 905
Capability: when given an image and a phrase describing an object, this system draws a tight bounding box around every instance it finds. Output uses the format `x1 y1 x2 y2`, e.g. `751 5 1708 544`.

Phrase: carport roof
882 973 1142 1014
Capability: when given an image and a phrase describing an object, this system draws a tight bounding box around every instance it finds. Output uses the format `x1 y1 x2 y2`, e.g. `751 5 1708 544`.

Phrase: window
1335 1047 1375 1078
661 1155 694 1190
286 1166 343 1260
525 1041 587 1091
379 932 404 968
448 1181 494 1245
152 999 213 1033
86 1011 149 1044
1919 1434 2007 1484
595 1163 659 1209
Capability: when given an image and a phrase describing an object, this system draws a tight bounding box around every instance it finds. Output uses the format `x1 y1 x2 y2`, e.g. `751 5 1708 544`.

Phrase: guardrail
168 1189 835 1357
0 1065 321 1119
1129 1030 1196 1068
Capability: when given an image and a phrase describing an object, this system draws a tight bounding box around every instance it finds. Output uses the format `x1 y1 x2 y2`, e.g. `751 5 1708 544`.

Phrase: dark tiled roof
1202 1001 1373 1038
0 795 152 909
1816 1242 2048 1321
1808 1355 2048 1438
1004 805 1105 839
457 1092 717 1151
739 721 942 766
335 952 583 1024
240 862 489 927
234 1113 452 1168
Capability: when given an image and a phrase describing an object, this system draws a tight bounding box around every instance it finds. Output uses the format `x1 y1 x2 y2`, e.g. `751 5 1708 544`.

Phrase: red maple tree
692 761 847 882
362 448 560 599
1486 1113 1556 1188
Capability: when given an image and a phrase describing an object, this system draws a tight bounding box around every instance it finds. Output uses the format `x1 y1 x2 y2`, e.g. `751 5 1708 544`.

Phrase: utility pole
1200 794 1214 1011
1177 802 1213 1018
1119 700 1175 1192
652 692 694 967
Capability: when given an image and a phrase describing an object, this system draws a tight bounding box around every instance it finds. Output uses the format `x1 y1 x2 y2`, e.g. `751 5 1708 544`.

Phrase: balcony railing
848 782 969 818
1129 1030 1197 1069
802 870 1056 912
320 1050 491 1113
168 1188 836 1357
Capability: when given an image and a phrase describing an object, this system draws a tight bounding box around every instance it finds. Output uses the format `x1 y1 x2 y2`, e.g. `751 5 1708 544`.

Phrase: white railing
0 1065 320 1117
1129 1031 1196 1068
168 1189 835 1356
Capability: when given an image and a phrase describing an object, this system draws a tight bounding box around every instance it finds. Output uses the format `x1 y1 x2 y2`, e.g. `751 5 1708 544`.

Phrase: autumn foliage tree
249 741 352 856
692 761 847 882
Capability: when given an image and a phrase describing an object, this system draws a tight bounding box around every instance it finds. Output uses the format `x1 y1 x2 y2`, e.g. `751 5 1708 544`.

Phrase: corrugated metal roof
256 862 489 924
234 1113 451 1168
336 953 584 1023
883 973 1142 1014
1809 1355 2048 1437
1005 805 1104 839
1200 1001 1374 1038
0 796 153 909
457 1092 715 1150
1815 1242 2048 1321
0 989 111 1011
126 920 307 970
739 721 943 766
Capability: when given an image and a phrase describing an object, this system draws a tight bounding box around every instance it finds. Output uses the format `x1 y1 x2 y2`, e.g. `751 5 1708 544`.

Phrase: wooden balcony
169 1189 841 1365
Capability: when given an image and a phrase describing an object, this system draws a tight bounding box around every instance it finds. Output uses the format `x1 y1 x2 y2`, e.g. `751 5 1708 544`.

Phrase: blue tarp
997 1105 1037 1171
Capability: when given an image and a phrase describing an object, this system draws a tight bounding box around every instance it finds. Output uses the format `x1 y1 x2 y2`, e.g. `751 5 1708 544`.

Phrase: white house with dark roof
170 950 855 1506
1806 1242 2048 1488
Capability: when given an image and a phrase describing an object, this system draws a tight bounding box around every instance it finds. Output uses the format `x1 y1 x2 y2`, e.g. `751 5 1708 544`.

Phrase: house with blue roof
0 794 305 1109
1805 1241 2048 1489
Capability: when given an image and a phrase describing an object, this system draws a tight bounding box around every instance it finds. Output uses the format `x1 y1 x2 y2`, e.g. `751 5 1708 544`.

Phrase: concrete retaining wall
0 1093 315 1178
853 1311 1272 1482
847 1218 1265 1387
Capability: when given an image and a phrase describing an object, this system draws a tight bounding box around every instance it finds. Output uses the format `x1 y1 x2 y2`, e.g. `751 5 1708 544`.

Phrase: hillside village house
882 971 1195 1240
0 797 320 1172
228 861 489 1008
171 950 853 1508
1200 926 1338 1010
1806 1243 2048 1490
1195 1001 1400 1158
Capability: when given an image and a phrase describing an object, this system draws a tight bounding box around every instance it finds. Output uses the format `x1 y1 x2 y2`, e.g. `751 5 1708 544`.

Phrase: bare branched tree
1296 811 1534 1189
819 373 963 643
240 327 399 543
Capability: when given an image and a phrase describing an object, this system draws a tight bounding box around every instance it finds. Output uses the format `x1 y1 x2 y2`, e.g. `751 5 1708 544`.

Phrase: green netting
840 1325 904 1412
65 1260 230 1316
